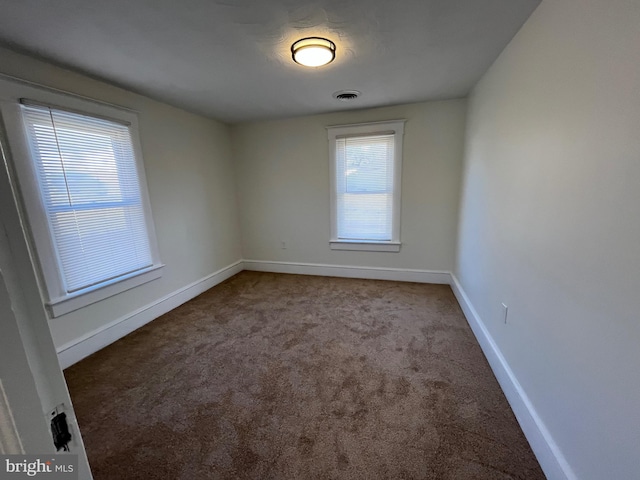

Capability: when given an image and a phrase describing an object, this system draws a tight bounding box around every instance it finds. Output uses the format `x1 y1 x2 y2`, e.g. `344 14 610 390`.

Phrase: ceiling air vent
333 90 361 101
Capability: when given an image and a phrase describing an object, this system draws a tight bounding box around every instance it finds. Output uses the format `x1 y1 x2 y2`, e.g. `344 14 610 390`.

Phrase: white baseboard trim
243 260 452 284
56 260 243 369
450 275 575 480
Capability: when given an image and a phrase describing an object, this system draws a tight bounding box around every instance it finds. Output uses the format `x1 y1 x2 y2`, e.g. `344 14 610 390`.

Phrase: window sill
47 264 164 318
330 241 401 252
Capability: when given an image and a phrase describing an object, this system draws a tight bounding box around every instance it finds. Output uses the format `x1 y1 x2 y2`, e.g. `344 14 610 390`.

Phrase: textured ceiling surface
0 0 540 123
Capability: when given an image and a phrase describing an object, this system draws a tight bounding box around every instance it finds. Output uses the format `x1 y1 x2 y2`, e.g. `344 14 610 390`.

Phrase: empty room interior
0 0 639 479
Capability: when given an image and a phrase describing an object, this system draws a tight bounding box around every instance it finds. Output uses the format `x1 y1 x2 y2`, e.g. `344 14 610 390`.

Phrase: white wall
0 47 243 349
456 1 640 479
232 100 466 272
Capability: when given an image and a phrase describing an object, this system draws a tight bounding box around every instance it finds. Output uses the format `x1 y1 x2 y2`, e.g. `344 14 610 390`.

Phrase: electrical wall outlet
280 240 287 249
49 403 65 420
501 303 508 324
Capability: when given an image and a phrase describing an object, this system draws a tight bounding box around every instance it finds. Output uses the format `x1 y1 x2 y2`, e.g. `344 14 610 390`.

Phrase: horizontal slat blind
21 104 153 293
336 133 395 241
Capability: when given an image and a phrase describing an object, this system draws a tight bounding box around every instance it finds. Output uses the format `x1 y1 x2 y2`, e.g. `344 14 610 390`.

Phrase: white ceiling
0 0 540 123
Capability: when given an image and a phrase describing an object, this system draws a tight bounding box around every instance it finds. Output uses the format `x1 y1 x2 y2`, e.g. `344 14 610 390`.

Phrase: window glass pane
345 136 392 193
336 134 395 241
21 105 153 293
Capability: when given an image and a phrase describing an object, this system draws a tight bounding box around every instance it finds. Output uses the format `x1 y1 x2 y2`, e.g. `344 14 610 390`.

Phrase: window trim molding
329 240 401 252
47 264 164 317
0 76 163 317
327 119 406 252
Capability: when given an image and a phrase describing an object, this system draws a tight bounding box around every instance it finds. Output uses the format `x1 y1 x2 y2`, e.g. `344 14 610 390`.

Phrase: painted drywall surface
456 0 640 478
0 47 243 348
232 100 466 271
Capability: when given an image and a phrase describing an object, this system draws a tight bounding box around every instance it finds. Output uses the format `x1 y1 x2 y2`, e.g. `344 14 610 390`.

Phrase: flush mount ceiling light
291 37 336 67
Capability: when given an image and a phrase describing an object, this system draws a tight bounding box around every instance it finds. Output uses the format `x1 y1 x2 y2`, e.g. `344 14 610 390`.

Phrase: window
1 78 162 317
328 120 405 252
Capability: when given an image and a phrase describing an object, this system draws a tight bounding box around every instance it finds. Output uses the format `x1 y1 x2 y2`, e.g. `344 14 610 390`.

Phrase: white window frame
327 120 405 252
0 76 163 317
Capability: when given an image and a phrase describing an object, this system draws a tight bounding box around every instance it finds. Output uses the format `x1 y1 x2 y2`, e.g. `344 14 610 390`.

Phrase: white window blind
21 103 153 293
335 133 395 241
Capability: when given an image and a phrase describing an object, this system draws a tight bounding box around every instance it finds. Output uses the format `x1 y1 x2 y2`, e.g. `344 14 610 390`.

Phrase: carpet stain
65 271 544 479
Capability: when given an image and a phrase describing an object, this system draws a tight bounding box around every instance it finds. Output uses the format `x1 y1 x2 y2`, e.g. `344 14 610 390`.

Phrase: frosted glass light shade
291 37 336 67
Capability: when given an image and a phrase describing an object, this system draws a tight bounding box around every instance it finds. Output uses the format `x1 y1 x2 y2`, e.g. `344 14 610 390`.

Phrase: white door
0 221 52 453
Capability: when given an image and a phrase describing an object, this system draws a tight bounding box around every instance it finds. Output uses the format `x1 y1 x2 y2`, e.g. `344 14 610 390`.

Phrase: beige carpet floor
65 271 544 479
